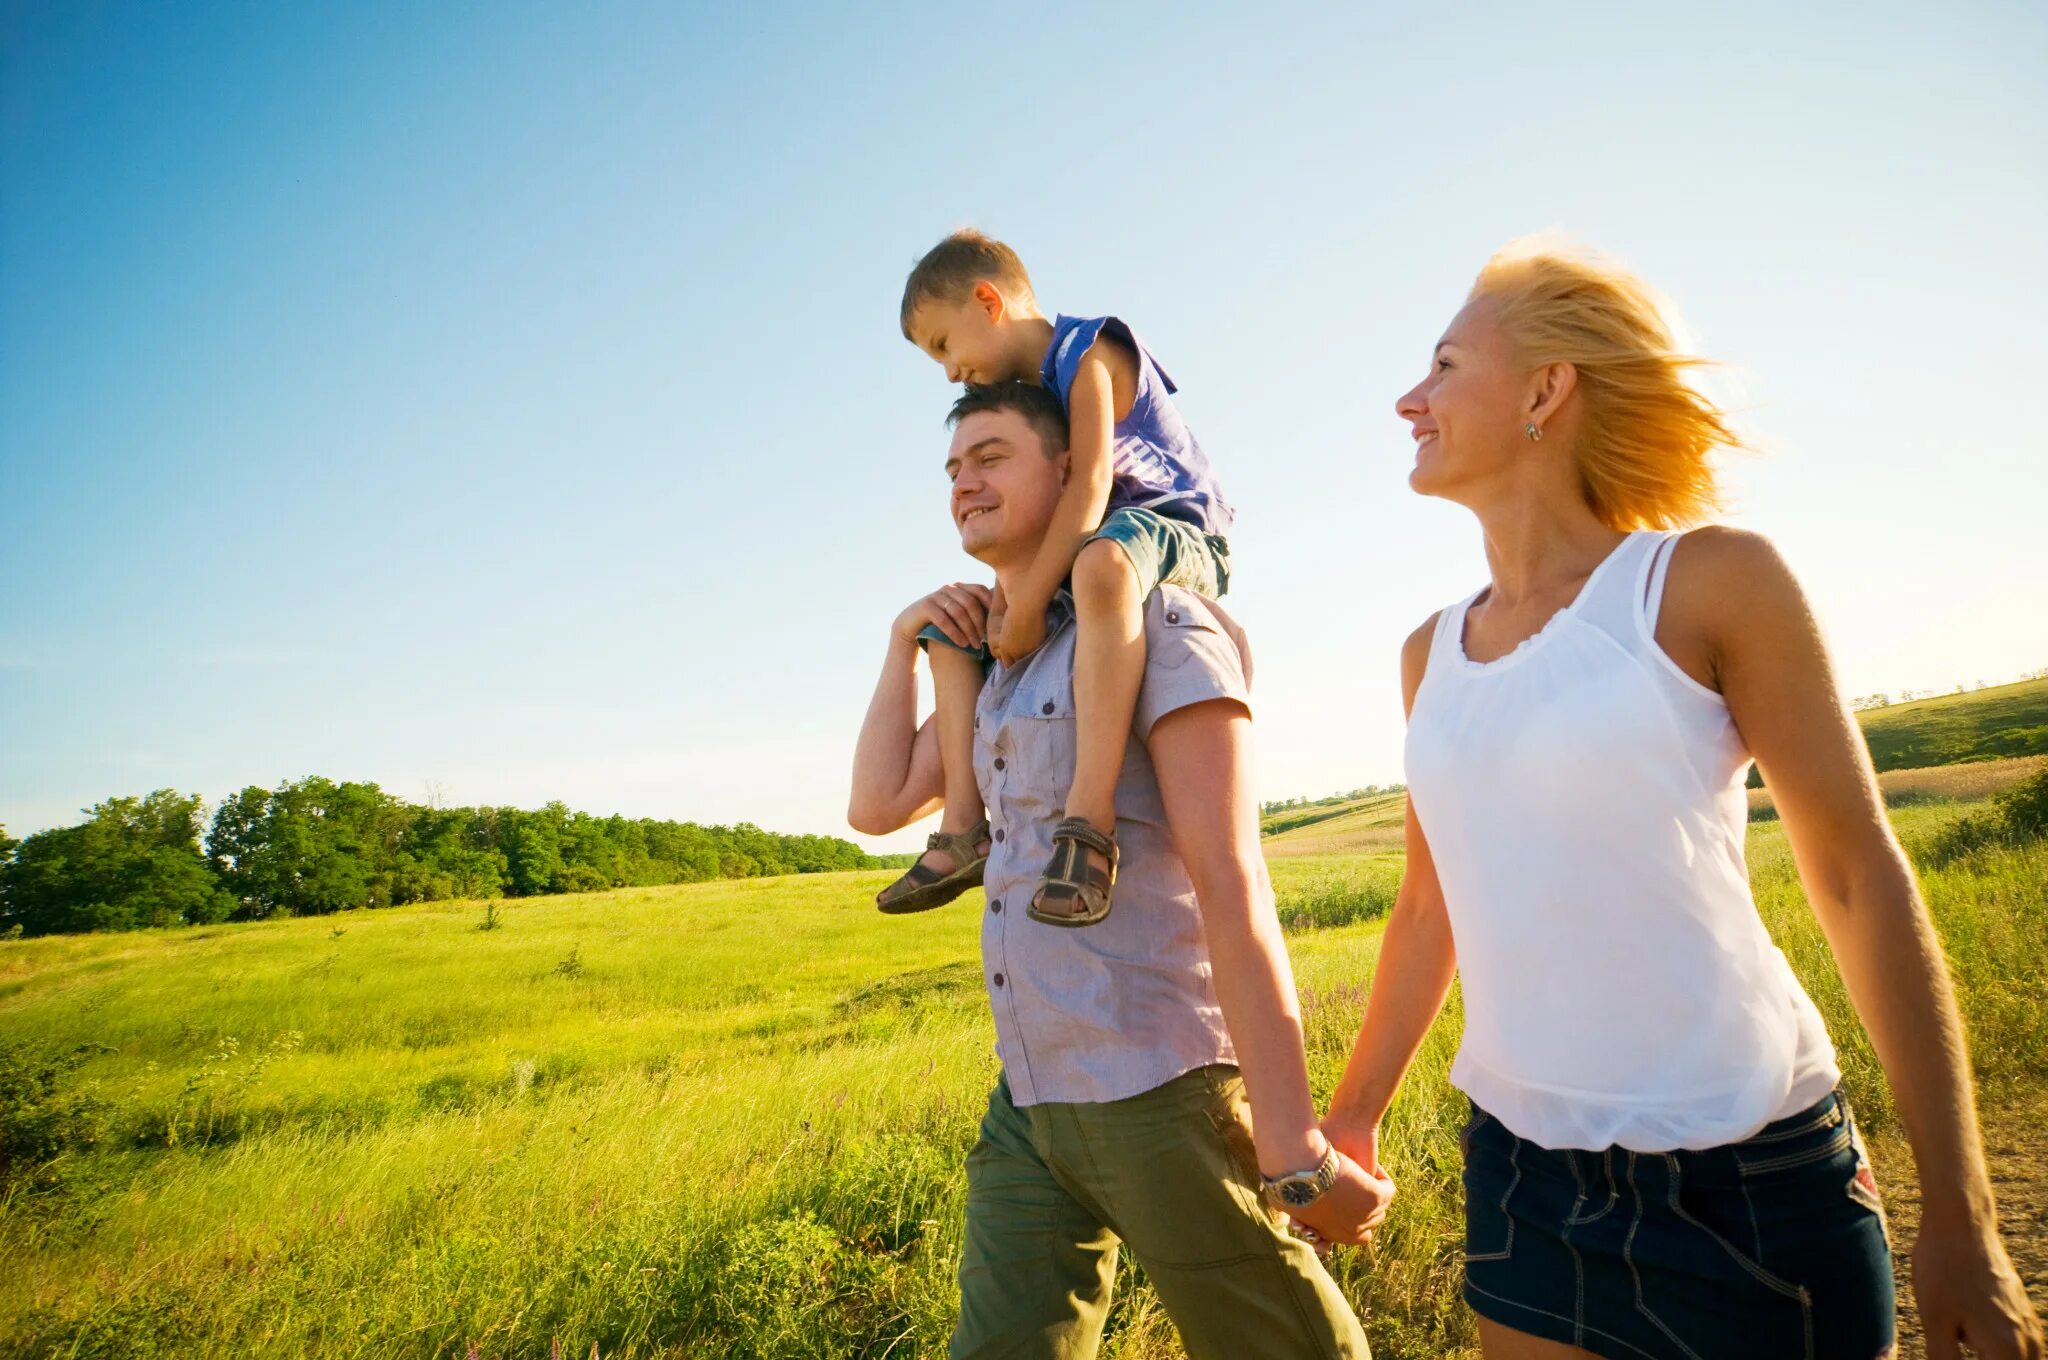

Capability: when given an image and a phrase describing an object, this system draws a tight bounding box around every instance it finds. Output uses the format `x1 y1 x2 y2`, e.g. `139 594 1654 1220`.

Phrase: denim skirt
1460 1090 1894 1360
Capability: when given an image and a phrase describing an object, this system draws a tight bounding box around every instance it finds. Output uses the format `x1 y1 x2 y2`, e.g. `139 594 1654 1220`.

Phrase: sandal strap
924 818 991 860
1049 816 1117 865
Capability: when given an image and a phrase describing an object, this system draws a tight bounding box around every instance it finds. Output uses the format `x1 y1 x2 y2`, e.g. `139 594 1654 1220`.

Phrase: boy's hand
990 604 1046 666
892 583 992 652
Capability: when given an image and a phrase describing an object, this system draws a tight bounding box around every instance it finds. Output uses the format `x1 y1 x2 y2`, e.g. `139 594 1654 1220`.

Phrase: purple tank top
1040 315 1232 534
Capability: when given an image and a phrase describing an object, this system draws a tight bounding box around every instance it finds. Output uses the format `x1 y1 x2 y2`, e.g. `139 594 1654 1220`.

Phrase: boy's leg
951 1078 1119 1360
1065 1067 1370 1360
1027 535 1143 925
1064 534 1145 840
875 637 990 913
929 640 990 856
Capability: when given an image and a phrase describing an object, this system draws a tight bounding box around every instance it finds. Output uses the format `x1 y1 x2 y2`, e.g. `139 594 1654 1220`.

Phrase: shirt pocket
1153 597 1230 673
1010 674 1076 814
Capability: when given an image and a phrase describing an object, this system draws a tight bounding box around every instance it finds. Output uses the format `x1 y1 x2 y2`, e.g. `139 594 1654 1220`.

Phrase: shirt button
994 828 1005 843
994 757 1005 770
992 972 1005 988
1041 701 1055 714
990 899 1002 914
1166 610 1179 623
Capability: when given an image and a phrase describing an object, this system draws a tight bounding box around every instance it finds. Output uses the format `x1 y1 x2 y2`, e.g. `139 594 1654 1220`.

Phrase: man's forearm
1200 858 1326 1174
847 632 929 833
1150 704 1323 1174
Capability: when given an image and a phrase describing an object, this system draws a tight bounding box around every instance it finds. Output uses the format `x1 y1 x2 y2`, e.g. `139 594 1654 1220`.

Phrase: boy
875 229 1232 927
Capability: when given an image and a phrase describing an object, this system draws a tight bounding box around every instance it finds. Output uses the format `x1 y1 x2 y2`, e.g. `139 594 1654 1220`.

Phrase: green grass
1857 678 2048 772
3 797 2044 1358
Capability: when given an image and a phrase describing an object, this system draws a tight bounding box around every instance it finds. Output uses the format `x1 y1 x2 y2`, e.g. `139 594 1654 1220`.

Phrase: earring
1524 421 1543 442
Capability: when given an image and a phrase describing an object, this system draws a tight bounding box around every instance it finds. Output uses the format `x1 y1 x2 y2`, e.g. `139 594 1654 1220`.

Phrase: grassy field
3 783 2044 1357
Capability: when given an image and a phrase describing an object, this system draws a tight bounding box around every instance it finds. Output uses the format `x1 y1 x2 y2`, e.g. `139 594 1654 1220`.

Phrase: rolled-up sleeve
1133 586 1251 738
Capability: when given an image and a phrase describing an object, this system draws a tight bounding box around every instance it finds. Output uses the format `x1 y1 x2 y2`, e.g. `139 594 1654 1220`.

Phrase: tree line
0 778 879 937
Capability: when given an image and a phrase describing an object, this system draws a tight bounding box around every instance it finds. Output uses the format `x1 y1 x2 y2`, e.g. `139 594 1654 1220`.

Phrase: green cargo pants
949 1065 1371 1360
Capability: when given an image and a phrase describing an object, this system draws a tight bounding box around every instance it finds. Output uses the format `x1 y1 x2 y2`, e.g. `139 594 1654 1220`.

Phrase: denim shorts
1461 1090 1894 1360
920 508 1230 661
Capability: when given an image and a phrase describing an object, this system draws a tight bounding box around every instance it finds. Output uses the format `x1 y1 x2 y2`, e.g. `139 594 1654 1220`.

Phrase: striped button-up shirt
974 585 1251 1106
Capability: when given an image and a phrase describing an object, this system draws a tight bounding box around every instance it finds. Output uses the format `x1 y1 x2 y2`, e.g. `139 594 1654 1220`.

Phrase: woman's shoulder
1664 525 1802 607
1658 526 1812 673
1400 611 1444 711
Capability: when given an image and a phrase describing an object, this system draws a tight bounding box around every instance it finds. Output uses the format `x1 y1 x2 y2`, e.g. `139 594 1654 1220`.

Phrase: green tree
1 792 232 935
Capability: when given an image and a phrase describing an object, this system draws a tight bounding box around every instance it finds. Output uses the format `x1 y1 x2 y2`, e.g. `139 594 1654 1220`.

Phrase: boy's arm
847 584 987 833
991 339 1136 662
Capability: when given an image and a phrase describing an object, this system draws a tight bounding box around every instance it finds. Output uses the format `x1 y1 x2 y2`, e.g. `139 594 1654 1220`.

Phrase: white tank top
1404 530 1839 1152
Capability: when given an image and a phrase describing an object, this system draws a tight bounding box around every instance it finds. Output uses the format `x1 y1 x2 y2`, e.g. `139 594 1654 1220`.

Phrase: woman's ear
1528 361 1578 426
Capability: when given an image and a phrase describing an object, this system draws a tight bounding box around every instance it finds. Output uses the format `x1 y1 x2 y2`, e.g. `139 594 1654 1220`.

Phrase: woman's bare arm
1322 616 1459 1177
1670 527 2041 1360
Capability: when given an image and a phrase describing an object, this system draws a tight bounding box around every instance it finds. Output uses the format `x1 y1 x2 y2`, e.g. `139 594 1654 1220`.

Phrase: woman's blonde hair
1471 238 1739 530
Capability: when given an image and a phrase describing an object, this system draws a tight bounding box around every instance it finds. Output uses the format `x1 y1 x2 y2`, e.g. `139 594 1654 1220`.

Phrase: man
847 381 1390 1359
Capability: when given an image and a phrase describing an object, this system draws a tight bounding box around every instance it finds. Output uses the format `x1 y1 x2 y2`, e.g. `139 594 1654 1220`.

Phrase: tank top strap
1642 530 1683 632
1572 530 1665 648
1423 588 1484 681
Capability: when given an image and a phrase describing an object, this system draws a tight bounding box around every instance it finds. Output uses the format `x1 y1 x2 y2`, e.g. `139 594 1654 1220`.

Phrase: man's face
944 408 1067 567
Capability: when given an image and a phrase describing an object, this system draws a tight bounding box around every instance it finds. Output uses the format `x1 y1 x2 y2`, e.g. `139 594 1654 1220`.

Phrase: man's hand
990 601 1046 666
892 582 992 652
1914 1221 2046 1360
1287 1150 1395 1250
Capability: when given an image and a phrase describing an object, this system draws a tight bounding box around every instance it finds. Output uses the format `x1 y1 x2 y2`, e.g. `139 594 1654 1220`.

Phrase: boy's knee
1073 539 1138 601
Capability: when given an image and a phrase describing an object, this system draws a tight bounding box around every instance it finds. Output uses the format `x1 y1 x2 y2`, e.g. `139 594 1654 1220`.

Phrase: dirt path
1875 1088 2048 1356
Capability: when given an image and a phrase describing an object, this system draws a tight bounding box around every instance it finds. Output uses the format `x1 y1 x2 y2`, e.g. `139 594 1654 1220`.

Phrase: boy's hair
946 381 1068 455
900 229 1036 338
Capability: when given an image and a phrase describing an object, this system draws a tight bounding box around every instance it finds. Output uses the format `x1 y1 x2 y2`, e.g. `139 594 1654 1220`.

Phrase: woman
1318 241 2042 1359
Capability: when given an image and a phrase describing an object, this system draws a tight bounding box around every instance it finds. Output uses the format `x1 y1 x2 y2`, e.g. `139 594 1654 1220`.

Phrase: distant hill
1857 678 2048 772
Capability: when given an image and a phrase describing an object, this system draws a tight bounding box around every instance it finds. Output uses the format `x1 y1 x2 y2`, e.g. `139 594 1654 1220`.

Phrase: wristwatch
1262 1143 1340 1210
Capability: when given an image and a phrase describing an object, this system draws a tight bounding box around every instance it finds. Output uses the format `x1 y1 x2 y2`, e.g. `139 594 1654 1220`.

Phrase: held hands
1913 1220 2046 1360
1320 1113 1389 1183
1287 1147 1396 1251
893 583 992 652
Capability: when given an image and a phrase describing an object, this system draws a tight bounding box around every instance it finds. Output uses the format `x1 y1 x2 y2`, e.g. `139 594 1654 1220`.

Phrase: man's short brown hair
946 381 1068 456
900 229 1036 338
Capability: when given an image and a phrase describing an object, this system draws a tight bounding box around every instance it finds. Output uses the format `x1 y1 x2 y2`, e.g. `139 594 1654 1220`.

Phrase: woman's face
1395 295 1531 503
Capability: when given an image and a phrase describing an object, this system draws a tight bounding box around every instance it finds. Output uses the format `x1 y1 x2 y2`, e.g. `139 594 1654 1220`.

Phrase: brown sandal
875 820 989 915
1027 816 1118 927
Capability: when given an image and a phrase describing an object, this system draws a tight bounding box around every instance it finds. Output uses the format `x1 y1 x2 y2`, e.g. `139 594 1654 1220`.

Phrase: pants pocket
1462 1113 1520 1263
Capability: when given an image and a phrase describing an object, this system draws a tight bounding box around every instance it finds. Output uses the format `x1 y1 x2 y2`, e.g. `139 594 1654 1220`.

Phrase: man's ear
973 280 1006 322
1054 448 1072 484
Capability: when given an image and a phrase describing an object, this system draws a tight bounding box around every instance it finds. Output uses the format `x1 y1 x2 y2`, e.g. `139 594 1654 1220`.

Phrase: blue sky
3 0 2044 848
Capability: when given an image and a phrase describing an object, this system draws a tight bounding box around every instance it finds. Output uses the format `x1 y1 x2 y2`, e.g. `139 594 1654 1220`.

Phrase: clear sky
3 0 2044 848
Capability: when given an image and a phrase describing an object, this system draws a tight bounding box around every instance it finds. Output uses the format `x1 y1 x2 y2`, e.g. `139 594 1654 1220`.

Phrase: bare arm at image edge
1672 528 2042 1360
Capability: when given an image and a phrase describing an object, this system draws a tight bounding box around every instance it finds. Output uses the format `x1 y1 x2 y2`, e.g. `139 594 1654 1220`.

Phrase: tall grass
2 801 2042 1358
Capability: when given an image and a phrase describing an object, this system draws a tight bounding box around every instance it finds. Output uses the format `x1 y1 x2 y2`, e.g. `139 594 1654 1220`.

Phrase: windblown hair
1472 239 1739 530
900 229 1036 338
947 381 1068 455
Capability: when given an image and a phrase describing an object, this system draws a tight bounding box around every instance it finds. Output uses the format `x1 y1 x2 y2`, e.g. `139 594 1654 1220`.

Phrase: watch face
1279 1180 1316 1208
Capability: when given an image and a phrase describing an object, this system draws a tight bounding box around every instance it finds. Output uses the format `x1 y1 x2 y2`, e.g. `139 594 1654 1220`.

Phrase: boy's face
906 283 1035 386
